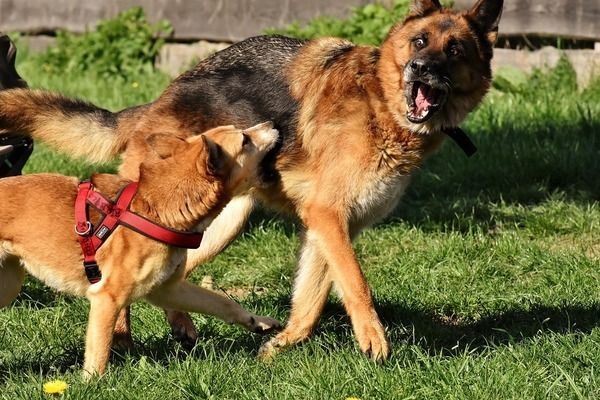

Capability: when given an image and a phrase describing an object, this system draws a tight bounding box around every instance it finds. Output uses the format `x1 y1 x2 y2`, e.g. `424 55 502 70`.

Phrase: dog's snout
246 121 274 132
409 58 445 78
258 128 279 150
410 59 427 75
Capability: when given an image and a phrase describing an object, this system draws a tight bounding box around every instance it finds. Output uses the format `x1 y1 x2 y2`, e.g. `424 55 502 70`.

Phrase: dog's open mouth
406 81 446 124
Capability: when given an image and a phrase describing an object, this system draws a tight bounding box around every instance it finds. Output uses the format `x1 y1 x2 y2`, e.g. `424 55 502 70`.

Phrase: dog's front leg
147 279 281 335
83 287 128 379
163 194 256 347
264 206 389 361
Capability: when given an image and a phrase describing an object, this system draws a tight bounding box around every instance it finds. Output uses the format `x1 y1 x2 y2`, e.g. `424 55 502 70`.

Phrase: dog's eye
242 133 251 147
414 38 427 49
448 45 461 57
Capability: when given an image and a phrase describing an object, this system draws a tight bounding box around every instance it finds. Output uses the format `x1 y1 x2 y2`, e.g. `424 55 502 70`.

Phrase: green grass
1 47 600 399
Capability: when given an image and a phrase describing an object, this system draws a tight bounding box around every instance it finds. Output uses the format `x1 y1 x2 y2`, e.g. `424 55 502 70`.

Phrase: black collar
443 127 477 157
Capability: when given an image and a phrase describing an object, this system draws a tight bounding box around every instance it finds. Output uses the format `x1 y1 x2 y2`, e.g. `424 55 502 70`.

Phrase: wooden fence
1 0 599 43
455 0 600 42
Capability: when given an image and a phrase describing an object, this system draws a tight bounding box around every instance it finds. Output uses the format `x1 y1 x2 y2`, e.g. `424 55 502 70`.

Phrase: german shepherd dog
0 123 281 377
0 0 502 361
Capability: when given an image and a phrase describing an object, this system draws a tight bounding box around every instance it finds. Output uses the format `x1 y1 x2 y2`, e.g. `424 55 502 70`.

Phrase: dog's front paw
248 314 282 335
257 335 285 362
354 318 390 362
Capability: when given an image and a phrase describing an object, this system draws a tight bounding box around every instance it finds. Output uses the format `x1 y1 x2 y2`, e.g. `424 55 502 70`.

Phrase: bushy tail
0 88 138 163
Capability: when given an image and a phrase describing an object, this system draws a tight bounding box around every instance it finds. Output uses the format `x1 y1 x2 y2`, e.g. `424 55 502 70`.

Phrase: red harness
74 181 204 284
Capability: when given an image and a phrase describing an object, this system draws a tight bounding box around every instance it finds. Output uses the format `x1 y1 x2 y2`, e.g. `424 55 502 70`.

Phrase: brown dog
0 0 502 360
0 123 280 377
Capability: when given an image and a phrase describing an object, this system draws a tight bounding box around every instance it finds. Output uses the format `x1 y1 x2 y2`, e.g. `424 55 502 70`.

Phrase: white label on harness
96 225 110 239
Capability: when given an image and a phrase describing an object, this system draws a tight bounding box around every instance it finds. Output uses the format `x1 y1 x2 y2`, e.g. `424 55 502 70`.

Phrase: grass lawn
0 48 599 399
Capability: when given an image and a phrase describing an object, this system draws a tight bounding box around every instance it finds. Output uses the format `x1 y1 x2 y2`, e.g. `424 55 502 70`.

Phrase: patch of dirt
538 234 600 260
199 275 269 300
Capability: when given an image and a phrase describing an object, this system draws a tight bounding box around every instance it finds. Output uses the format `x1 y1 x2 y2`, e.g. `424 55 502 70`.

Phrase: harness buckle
83 261 102 284
74 221 92 236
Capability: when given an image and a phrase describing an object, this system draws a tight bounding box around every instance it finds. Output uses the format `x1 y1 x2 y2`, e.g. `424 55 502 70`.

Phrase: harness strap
75 181 204 284
74 181 102 283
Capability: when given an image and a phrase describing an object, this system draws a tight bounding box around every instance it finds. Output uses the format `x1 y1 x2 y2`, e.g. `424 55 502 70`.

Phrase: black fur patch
465 18 494 60
438 18 455 32
323 44 354 69
369 48 381 64
170 35 306 183
57 97 117 128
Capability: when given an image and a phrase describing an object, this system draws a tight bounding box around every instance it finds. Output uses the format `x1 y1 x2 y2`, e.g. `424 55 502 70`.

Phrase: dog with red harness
0 123 281 378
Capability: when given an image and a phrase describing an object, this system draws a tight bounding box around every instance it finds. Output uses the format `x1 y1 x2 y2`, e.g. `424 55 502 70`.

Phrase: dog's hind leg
112 307 133 351
162 194 256 346
0 254 25 308
258 233 332 360
146 279 281 335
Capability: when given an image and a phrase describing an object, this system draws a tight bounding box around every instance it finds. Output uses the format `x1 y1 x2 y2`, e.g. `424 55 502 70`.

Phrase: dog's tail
0 88 143 163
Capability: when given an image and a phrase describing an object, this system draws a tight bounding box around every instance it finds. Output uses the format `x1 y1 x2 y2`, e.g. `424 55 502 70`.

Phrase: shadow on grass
0 343 83 383
3 298 599 380
0 307 274 383
12 278 79 309
381 301 600 355
0 330 266 384
389 118 600 232
313 299 600 357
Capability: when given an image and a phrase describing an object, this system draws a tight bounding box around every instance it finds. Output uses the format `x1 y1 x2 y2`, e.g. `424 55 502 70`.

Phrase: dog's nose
410 59 427 75
410 58 443 77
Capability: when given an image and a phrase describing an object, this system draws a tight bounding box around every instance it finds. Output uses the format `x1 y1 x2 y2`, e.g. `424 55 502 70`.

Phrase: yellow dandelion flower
43 380 69 395
131 81 139 88
345 397 362 400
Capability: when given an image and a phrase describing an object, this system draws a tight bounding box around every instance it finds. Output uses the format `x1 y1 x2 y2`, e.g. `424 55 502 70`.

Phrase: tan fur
0 0 501 362
0 123 280 377
0 89 125 163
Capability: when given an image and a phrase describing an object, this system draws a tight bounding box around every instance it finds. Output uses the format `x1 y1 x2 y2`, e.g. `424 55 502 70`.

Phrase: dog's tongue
415 83 433 113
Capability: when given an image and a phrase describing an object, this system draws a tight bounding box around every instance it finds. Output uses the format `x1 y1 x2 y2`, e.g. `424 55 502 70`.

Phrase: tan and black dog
0 123 280 377
0 0 503 361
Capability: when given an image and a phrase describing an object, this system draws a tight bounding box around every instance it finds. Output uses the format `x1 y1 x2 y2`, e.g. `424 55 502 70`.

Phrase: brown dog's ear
410 0 442 15
146 134 187 159
199 135 226 176
468 0 503 44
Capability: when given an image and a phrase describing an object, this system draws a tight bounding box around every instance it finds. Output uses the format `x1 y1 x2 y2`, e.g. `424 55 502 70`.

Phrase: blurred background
1 0 599 82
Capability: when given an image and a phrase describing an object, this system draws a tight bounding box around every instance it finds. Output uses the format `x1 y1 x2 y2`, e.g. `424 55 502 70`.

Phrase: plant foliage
267 0 453 45
37 7 171 80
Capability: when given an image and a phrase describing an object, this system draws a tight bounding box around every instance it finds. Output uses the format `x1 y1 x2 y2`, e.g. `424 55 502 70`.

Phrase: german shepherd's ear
146 134 187 159
468 0 504 44
410 0 442 15
200 135 226 176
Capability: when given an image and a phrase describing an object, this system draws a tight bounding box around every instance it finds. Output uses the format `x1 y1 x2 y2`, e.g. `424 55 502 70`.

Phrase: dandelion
345 397 361 400
43 380 69 395
131 81 139 88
